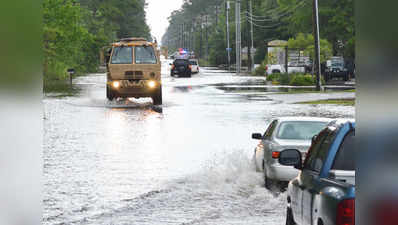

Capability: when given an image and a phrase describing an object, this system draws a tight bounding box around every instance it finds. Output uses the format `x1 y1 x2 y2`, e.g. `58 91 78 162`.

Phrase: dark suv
170 59 192 77
324 57 349 82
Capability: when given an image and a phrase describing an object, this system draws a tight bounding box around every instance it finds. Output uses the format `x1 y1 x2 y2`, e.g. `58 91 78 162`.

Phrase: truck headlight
112 81 120 88
148 80 156 88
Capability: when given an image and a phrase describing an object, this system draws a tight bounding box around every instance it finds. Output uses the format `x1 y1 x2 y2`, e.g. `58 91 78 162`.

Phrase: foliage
278 73 291 85
43 0 151 83
162 0 355 66
253 65 266 76
267 73 324 86
288 33 332 63
289 74 317 86
267 73 280 82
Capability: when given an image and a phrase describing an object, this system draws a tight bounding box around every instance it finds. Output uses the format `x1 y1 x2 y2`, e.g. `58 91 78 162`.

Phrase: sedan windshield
135 46 157 64
277 121 327 140
111 46 132 64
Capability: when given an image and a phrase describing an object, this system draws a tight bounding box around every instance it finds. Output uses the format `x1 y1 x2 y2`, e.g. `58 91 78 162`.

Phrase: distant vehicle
324 56 350 82
106 37 162 105
170 59 192 77
189 59 200 74
280 119 355 225
266 64 284 74
251 117 331 190
266 63 305 75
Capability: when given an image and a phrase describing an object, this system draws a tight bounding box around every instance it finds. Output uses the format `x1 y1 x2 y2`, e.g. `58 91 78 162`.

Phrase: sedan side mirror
279 149 302 169
252 133 263 140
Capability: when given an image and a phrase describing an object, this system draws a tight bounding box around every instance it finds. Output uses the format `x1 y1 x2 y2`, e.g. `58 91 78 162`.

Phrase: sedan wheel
285 207 296 225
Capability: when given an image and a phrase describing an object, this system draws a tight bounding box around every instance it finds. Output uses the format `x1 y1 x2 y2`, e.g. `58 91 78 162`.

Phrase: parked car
279 119 355 225
266 63 305 75
266 64 284 74
324 56 350 82
170 59 192 77
189 59 200 74
251 117 331 190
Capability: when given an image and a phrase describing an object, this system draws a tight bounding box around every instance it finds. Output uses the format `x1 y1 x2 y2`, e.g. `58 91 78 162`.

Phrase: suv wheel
286 207 296 225
106 85 115 101
152 85 162 105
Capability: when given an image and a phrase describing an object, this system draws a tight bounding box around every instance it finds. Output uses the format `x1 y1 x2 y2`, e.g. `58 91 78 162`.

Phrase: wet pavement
44 62 355 225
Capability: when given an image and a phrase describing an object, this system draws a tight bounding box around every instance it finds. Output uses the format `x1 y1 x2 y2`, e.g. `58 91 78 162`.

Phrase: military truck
106 38 162 105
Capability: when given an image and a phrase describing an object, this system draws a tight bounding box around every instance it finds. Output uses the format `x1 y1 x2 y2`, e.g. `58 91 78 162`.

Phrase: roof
112 37 155 47
275 117 333 123
327 118 355 128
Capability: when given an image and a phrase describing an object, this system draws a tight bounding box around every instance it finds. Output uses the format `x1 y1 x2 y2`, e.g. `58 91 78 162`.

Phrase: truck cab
279 119 355 225
107 38 162 105
325 57 350 82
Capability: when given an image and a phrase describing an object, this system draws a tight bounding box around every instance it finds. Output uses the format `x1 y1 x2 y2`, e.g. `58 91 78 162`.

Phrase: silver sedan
251 117 331 190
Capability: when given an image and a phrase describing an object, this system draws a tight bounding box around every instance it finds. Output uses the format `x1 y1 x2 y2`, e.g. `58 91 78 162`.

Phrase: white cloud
146 0 184 45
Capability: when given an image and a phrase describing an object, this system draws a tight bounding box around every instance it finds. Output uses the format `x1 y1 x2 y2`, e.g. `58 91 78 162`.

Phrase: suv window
174 59 189 66
304 128 336 172
332 130 355 170
304 129 328 171
189 60 198 65
135 46 157 64
111 47 132 64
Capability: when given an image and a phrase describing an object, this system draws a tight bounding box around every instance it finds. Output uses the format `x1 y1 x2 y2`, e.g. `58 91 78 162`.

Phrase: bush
267 73 280 82
289 74 315 86
266 73 325 86
278 73 290 85
253 65 266 76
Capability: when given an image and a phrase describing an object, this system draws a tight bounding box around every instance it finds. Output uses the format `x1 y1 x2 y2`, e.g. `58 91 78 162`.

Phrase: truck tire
106 85 115 101
152 85 162 105
285 207 296 225
343 72 349 81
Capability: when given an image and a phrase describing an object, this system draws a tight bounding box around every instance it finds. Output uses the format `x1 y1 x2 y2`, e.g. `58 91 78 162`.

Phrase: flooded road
44 63 354 225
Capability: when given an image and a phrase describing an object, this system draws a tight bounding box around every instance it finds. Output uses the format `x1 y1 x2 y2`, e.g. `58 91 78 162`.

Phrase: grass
297 98 355 106
266 88 356 95
43 78 80 97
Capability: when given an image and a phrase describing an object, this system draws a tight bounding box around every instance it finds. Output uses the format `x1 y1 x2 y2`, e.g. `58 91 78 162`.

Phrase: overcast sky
146 0 184 45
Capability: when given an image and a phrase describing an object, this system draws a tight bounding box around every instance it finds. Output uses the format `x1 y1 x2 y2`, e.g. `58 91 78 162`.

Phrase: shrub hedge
266 73 324 86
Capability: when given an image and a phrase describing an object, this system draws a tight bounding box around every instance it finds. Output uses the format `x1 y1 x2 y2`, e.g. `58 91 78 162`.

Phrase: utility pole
246 0 252 73
236 0 241 74
182 23 185 49
215 5 219 27
249 0 254 72
200 15 203 59
313 0 322 91
205 15 209 62
226 1 231 71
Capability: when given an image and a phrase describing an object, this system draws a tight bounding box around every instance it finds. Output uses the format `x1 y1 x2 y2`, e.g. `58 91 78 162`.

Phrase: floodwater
44 62 354 225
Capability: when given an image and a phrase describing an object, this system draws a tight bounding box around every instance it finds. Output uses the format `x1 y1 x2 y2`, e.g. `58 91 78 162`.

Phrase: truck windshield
332 62 343 67
332 130 355 170
111 47 132 64
277 121 328 140
135 46 157 64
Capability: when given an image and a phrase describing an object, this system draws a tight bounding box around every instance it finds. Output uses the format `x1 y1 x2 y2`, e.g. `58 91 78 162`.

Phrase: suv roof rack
119 37 147 42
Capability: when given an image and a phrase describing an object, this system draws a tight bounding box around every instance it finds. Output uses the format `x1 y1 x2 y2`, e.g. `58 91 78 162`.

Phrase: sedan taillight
272 151 280 159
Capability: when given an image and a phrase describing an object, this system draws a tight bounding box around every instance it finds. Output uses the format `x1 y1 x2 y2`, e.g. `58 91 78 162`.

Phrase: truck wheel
324 74 329 82
343 73 349 81
106 85 115 101
286 207 296 225
152 86 162 105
